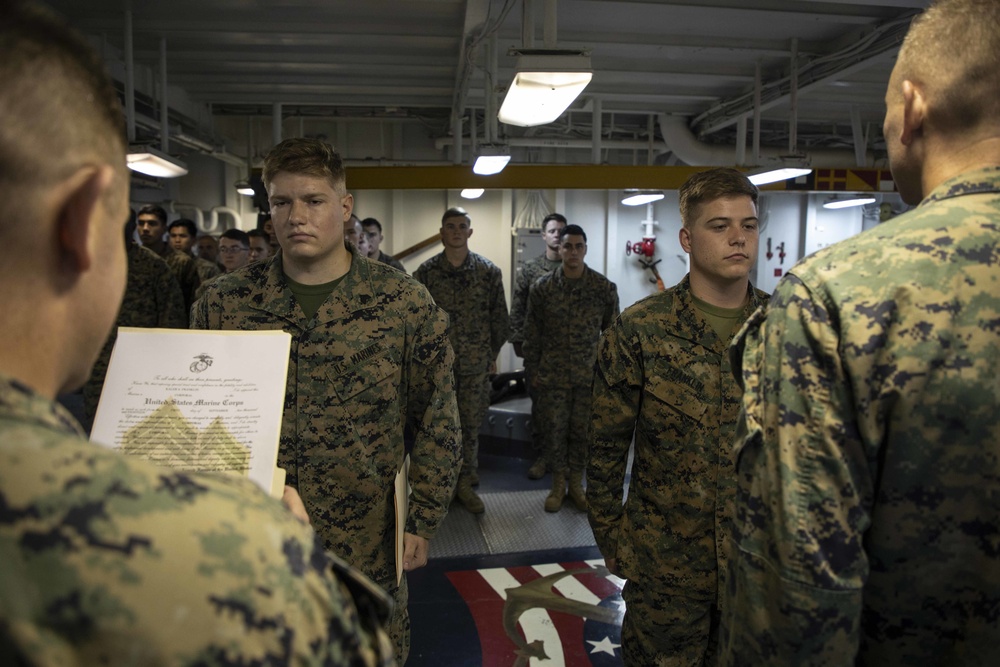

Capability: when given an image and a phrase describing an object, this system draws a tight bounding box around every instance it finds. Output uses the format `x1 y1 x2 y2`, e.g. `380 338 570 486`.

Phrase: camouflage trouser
455 371 490 478
389 575 411 664
621 579 719 666
536 383 590 474
525 368 543 457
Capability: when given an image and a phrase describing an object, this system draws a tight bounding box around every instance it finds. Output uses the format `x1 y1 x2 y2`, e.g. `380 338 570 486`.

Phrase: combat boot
456 475 485 514
568 470 588 512
544 472 567 512
526 457 547 480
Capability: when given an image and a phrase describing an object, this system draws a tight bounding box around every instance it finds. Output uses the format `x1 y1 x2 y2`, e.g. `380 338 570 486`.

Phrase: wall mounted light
461 188 485 199
747 167 812 186
498 51 592 127
473 143 511 175
126 146 188 178
823 195 876 209
622 190 665 206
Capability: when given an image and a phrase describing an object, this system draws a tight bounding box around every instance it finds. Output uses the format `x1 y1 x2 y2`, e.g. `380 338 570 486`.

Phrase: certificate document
91 328 292 497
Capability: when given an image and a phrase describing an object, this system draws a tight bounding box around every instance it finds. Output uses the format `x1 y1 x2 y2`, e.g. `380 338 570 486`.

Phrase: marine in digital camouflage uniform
523 224 618 513
720 2 1000 663
0 5 393 664
588 168 767 665
362 216 407 272
137 204 202 317
193 139 462 663
376 250 406 273
1 376 395 666
82 242 187 430
509 212 566 479
413 207 510 514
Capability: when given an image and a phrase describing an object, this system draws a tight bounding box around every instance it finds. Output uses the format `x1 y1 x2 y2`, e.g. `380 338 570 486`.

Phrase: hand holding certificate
91 328 292 497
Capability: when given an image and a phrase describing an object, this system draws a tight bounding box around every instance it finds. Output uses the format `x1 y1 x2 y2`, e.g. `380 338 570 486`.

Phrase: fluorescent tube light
461 188 485 199
235 180 255 196
473 144 511 175
747 167 812 186
622 191 665 206
823 196 876 209
126 146 188 178
498 52 592 127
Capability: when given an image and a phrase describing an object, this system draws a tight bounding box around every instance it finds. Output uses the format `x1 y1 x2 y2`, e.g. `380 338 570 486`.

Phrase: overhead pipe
753 62 761 165
522 0 535 49
159 37 169 153
272 103 282 146
435 135 663 151
543 0 557 48
658 114 875 167
789 38 799 154
165 201 205 231
208 206 241 233
850 105 867 168
124 10 135 143
591 98 602 164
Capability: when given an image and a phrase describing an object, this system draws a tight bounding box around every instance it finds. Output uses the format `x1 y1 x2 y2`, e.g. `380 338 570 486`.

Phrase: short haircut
442 207 469 224
169 218 197 237
559 224 587 243
542 213 568 230
262 138 346 193
678 168 759 227
361 217 383 233
137 204 168 225
0 2 125 210
895 0 1000 134
220 229 250 247
247 229 269 241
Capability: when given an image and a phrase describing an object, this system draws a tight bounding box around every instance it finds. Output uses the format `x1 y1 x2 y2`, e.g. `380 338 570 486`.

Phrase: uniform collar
921 165 1000 206
251 245 380 328
0 373 85 437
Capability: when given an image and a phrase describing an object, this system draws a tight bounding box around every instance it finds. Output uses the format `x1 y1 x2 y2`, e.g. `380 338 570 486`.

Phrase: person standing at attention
509 212 567 481
523 224 618 513
414 207 510 514
192 137 462 663
588 168 768 664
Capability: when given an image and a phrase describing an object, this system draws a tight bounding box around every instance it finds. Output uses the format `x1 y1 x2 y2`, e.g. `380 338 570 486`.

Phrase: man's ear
900 79 926 146
678 225 691 253
56 165 115 273
467 227 474 239
342 192 354 222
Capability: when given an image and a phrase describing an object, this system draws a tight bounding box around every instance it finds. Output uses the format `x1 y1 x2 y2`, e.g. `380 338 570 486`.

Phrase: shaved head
894 0 1000 136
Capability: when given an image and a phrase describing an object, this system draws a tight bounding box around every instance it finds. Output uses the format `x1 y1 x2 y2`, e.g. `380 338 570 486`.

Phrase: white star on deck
587 636 621 656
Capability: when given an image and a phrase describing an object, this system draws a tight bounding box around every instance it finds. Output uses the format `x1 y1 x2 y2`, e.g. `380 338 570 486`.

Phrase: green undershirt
285 274 346 321
691 293 746 342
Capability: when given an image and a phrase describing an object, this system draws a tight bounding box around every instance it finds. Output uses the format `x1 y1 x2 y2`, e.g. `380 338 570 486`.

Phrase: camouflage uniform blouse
721 167 1000 665
0 374 393 666
376 250 406 274
413 251 510 376
523 265 619 388
588 276 768 599
191 248 461 591
509 253 561 346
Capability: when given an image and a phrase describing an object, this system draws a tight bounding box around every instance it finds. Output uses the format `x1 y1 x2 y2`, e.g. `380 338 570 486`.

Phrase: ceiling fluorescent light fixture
622 190 665 206
126 146 188 178
235 179 255 196
823 195 876 209
473 144 511 175
461 188 485 199
498 51 592 127
747 167 812 186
